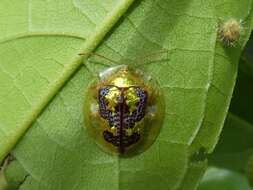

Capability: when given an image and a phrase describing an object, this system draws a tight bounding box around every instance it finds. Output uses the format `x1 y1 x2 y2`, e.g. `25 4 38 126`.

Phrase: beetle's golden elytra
84 65 164 156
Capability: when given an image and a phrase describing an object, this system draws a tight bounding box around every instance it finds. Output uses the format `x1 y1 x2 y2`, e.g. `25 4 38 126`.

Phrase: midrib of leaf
0 0 135 162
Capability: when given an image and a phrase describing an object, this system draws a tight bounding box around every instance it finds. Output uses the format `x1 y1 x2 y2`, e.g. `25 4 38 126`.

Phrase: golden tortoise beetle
84 64 165 156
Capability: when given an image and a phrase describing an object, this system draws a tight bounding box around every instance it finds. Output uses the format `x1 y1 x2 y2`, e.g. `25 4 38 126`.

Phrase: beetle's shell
84 65 165 156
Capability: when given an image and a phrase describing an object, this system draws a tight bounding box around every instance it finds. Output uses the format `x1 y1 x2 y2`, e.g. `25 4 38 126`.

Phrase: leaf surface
1 0 253 189
198 167 252 190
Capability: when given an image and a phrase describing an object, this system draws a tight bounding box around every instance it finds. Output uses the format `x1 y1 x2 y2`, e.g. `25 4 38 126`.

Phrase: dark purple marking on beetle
98 86 147 154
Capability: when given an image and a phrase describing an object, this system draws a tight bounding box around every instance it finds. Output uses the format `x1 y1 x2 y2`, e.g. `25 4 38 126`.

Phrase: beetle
82 57 165 156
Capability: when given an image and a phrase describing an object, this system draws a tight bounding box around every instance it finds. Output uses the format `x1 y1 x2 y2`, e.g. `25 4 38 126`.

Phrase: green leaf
0 170 7 190
0 0 135 161
1 0 253 189
209 113 253 172
197 167 252 190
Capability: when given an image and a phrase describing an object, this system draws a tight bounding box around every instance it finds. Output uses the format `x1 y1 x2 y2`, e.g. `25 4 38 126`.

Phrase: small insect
219 18 242 46
83 62 165 156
